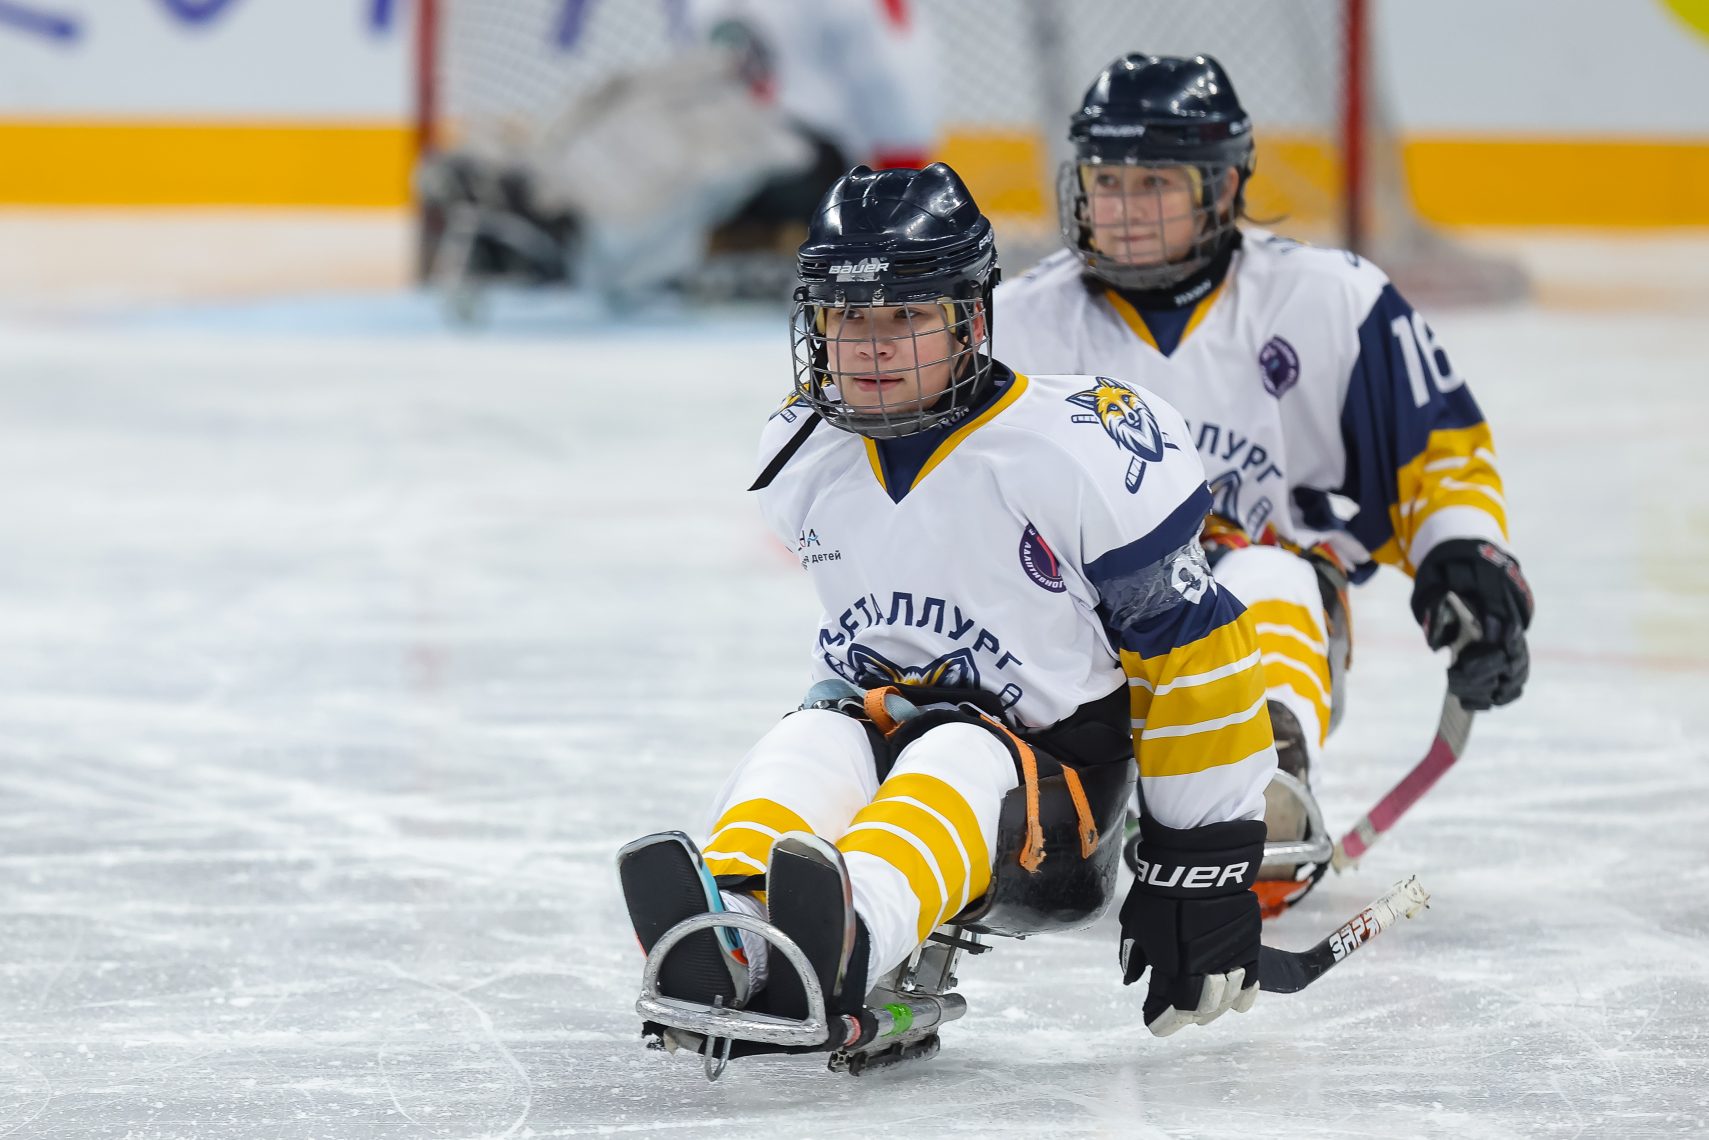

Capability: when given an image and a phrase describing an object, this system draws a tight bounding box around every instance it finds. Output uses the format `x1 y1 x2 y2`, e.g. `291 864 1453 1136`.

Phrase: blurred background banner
2 0 1706 218
0 0 1706 310
0 0 412 206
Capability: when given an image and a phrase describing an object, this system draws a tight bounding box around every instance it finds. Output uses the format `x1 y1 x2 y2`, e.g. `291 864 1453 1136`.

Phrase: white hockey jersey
992 231 1510 578
754 369 1277 830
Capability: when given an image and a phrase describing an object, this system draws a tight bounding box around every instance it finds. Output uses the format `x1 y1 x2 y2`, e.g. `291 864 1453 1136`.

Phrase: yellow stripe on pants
838 774 988 941
1245 599 1333 744
703 798 811 879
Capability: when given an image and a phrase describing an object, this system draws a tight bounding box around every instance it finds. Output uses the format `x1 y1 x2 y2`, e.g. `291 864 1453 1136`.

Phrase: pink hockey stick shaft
1332 593 1480 870
1333 697 1472 866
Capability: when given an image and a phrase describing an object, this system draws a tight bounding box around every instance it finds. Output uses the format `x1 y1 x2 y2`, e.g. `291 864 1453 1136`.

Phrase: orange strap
1057 763 1100 859
863 686 904 735
1007 729 1048 873
980 717 1100 874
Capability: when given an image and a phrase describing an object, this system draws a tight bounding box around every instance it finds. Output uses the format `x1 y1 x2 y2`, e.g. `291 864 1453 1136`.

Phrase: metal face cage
790 291 994 440
1058 157 1241 292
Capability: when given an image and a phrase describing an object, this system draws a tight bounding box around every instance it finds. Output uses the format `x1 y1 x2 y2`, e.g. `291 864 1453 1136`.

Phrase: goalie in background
415 0 937 315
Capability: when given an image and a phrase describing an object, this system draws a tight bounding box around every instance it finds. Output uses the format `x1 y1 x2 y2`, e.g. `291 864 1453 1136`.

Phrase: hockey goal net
416 0 1522 303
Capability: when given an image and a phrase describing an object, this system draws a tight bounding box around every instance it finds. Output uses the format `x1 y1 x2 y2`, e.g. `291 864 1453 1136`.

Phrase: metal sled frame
1261 769 1334 867
636 762 1134 1079
636 910 975 1080
638 912 831 1049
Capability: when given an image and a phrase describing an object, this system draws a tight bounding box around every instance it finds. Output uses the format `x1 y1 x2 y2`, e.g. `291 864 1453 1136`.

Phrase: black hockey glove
1410 539 1533 711
1119 817 1265 1037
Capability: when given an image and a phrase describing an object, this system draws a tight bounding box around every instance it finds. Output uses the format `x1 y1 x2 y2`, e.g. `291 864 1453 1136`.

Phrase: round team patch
1259 336 1301 398
1019 524 1065 593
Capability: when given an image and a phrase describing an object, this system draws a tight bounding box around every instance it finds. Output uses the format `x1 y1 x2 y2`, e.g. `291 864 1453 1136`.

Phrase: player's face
1083 163 1222 268
822 303 958 412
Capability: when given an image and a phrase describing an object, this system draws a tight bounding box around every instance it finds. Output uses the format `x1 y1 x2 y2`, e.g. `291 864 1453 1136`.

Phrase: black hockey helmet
1059 53 1255 291
792 163 999 439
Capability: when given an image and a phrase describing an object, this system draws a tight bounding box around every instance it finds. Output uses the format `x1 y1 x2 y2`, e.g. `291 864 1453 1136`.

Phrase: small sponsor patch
1019 524 1065 592
1259 336 1300 398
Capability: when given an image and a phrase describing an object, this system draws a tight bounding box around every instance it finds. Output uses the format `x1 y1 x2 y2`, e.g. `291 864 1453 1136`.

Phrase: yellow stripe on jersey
1372 423 1509 573
863 373 1033 496
911 372 1030 489
1123 614 1263 721
703 798 813 879
862 437 885 486
1133 699 1277 779
1103 280 1228 354
1121 609 1274 780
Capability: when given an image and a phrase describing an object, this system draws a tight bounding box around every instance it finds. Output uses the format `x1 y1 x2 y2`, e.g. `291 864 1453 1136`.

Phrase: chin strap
1091 231 1241 312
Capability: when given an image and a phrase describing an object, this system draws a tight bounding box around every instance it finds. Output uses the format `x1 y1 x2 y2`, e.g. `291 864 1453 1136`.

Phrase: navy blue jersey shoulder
1108 576 1250 660
1084 483 1235 658
1084 483 1210 594
1335 283 1489 558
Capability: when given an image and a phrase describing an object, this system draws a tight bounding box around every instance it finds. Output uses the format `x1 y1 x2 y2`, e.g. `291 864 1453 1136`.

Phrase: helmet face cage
1059 156 1241 292
790 286 993 440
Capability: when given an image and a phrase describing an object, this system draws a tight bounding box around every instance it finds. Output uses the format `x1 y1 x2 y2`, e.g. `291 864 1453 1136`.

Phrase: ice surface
1 297 1706 1139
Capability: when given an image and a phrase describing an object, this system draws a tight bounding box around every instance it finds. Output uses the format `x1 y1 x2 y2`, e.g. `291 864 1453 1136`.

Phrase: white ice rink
2 270 1707 1137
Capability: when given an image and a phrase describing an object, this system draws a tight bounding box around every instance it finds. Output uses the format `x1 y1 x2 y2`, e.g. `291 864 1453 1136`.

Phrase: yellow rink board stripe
5 120 1701 223
0 120 413 206
1405 136 1709 227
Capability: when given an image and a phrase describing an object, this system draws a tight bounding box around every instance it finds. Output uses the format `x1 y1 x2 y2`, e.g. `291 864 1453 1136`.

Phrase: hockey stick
1330 593 1479 871
1257 875 1430 994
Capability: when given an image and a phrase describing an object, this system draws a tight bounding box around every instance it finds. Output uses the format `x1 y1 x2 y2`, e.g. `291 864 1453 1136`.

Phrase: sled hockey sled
632 755 1432 1080
637 761 1133 1078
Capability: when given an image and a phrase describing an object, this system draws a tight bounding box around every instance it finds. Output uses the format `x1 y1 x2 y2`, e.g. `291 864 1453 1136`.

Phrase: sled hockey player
991 53 1534 915
619 162 1284 1067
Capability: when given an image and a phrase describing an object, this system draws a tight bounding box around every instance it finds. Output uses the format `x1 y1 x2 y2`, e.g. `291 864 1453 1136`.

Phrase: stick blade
1256 876 1431 996
1256 944 1313 994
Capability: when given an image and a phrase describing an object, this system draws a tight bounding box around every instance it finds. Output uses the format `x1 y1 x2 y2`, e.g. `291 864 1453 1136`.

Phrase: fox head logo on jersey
1067 378 1176 493
844 644 979 691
